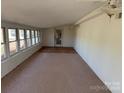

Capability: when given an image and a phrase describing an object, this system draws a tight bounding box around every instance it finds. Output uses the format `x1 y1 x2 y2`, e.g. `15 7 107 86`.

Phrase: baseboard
42 46 74 48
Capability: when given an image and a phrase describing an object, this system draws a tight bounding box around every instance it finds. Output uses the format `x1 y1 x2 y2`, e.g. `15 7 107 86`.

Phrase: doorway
54 29 63 47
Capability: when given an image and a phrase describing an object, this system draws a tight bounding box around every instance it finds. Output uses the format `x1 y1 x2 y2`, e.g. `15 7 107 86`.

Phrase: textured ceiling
2 0 104 28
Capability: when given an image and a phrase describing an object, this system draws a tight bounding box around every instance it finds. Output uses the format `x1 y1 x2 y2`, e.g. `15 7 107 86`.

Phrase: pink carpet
2 48 111 93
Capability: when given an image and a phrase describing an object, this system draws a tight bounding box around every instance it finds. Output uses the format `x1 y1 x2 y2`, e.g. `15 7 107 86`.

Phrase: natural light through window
31 30 35 45
8 29 17 55
1 27 41 61
26 30 31 47
1 28 6 59
19 29 26 50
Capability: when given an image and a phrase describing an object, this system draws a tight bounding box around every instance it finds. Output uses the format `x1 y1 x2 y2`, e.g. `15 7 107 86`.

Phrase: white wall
74 9 122 93
42 26 75 47
1 21 43 78
62 26 75 47
42 29 55 46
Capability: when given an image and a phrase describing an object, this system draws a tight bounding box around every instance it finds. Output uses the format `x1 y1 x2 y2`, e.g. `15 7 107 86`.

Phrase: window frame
1 27 42 61
35 30 39 44
37 31 41 43
18 29 26 50
8 28 18 56
31 30 36 45
1 27 7 60
26 29 32 47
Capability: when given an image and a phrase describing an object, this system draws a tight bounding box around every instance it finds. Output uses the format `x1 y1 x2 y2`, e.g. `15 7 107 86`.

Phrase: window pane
9 42 17 55
38 37 41 42
27 39 31 47
31 31 35 38
35 31 38 37
1 28 4 43
1 44 6 59
32 38 35 45
8 29 16 41
36 37 38 43
20 40 25 50
38 31 40 36
19 29 24 39
26 30 30 38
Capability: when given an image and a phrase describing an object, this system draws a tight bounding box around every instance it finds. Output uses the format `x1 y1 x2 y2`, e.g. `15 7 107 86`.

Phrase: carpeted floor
2 48 111 93
40 47 76 53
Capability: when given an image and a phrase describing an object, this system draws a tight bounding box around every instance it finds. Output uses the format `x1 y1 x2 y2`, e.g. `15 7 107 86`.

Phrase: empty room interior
1 0 122 93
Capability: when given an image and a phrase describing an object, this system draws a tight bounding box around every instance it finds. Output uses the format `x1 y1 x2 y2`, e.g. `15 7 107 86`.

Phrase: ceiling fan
101 0 122 18
78 0 122 18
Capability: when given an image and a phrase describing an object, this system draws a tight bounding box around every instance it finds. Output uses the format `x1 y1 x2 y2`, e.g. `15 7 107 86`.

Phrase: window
35 30 38 44
8 29 18 55
37 31 41 42
31 30 35 45
26 30 31 47
19 29 26 50
1 28 6 59
1 27 41 61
